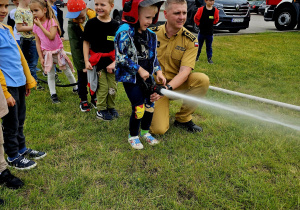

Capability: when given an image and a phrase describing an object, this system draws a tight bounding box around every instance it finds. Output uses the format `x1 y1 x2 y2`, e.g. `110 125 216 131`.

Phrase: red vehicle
264 0 300 30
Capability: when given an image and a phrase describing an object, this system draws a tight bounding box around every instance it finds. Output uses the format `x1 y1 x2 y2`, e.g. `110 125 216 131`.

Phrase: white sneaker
140 133 159 146
128 135 143 150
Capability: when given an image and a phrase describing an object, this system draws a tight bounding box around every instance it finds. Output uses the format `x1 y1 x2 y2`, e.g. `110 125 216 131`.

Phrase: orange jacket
194 6 219 26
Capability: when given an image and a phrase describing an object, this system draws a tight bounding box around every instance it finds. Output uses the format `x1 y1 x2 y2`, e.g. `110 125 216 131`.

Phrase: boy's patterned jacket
114 23 161 84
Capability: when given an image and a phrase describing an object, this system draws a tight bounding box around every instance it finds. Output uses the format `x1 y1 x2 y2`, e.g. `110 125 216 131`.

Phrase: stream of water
160 89 300 132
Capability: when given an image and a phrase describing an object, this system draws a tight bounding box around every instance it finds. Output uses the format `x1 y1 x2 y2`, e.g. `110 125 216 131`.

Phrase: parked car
258 1 267 15
54 0 64 8
249 1 264 14
184 0 251 33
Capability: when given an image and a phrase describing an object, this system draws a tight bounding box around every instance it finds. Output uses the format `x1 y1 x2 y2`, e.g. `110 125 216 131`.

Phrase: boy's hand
85 61 93 70
156 70 166 86
25 88 31 97
6 96 16 107
106 62 115 74
138 68 149 81
150 93 162 102
61 37 65 42
33 18 42 27
83 69 87 73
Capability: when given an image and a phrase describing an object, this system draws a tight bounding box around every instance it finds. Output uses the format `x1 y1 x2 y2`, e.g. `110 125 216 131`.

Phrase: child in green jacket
66 0 96 112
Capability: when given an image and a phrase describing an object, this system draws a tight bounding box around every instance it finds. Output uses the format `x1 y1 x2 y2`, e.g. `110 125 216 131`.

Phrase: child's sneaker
96 110 113 121
55 74 61 84
20 149 47 160
7 155 36 170
51 94 60 104
80 101 91 112
72 88 78 94
36 82 44 90
0 169 24 189
91 99 97 109
128 135 143 150
140 133 159 145
108 108 119 118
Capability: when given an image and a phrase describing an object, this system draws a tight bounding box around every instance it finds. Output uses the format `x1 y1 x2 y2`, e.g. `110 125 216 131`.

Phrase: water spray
209 86 300 112
158 88 300 132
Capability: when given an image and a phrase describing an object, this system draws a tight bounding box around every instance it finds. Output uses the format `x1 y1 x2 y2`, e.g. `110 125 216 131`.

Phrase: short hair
138 5 159 14
165 0 186 10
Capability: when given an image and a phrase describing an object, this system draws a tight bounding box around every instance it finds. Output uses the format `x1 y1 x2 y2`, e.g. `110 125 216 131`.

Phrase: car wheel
192 22 199 33
275 8 297 30
229 29 240 33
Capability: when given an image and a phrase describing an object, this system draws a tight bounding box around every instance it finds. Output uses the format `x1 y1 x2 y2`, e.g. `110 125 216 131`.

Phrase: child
7 0 21 45
48 0 65 74
30 0 78 103
0 0 46 170
114 0 166 149
66 0 97 112
48 0 64 39
83 0 119 120
14 0 43 89
0 84 24 189
194 0 219 64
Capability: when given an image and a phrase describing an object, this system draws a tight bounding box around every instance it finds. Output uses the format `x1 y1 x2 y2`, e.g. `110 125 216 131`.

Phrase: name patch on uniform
209 16 214 19
107 36 114 41
175 46 186 51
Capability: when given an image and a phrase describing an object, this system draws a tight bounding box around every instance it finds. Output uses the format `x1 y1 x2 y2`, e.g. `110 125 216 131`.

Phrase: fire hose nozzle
151 85 165 96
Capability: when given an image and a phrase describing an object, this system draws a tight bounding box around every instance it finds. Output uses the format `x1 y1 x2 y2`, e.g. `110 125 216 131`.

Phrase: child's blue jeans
197 33 213 59
20 37 38 81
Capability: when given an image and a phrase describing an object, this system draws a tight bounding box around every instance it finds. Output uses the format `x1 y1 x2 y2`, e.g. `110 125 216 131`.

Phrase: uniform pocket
171 49 184 67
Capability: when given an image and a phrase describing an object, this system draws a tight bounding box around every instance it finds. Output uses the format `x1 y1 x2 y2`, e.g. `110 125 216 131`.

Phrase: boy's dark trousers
123 82 154 137
196 33 213 59
2 86 26 158
77 70 96 101
20 37 38 81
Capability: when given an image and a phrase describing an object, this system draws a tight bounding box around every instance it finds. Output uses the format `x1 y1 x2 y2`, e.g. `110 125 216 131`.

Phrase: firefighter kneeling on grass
150 0 210 134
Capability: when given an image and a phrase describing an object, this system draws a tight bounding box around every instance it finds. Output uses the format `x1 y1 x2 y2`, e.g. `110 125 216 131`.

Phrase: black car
185 0 250 33
249 1 264 14
258 1 267 15
54 0 64 8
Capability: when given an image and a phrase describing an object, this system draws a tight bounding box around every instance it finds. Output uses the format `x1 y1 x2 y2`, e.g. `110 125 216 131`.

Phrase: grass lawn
1 32 299 209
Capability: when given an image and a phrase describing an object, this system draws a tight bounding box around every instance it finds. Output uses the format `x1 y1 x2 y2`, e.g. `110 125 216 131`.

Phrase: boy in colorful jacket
194 0 219 64
66 0 96 112
114 0 166 150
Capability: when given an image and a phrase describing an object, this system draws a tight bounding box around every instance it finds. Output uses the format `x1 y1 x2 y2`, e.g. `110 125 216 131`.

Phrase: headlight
214 3 223 9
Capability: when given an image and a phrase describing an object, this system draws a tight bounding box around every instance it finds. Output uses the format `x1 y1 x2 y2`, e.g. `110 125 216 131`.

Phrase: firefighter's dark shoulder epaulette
149 26 160 31
182 28 196 42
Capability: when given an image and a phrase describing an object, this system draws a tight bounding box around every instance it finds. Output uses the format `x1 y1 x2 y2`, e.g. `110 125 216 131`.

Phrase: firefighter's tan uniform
150 24 209 135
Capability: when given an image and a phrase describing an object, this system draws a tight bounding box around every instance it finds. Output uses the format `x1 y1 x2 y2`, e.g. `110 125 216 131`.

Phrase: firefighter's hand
150 92 162 102
156 70 166 85
6 96 16 107
138 67 149 81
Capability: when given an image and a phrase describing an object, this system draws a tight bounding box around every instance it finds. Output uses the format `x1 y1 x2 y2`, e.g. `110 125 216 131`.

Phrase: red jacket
194 6 219 26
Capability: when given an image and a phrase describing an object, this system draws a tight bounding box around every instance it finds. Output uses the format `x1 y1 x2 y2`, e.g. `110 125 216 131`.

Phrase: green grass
1 32 300 209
